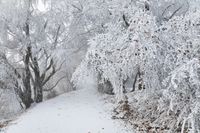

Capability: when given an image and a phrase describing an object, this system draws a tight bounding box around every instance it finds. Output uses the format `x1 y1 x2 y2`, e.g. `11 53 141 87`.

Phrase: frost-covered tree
72 1 159 100
0 0 71 108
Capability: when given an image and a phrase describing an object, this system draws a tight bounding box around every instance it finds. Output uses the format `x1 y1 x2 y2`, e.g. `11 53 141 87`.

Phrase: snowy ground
2 86 133 133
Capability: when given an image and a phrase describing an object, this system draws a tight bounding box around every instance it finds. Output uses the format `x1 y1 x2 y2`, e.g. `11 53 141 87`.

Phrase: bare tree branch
53 25 61 48
163 5 183 21
43 75 67 92
168 6 183 20
162 4 175 17
71 4 82 12
122 14 130 28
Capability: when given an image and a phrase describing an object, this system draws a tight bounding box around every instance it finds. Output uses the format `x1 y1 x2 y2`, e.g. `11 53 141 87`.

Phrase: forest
0 0 200 133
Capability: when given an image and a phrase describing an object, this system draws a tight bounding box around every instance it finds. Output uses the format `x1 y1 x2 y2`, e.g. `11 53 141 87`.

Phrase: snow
3 82 133 133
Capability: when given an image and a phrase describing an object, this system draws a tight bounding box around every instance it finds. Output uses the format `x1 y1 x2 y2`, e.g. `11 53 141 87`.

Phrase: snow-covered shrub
127 9 200 132
0 54 22 120
161 59 200 132
156 10 200 132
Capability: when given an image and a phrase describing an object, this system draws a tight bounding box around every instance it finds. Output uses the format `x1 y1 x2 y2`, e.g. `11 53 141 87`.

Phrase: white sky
37 0 47 12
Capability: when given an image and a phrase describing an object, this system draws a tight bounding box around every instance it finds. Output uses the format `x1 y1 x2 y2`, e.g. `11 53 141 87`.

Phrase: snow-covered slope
3 87 133 133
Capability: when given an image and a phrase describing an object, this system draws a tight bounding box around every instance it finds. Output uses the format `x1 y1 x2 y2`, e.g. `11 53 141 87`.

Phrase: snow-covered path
4 87 133 133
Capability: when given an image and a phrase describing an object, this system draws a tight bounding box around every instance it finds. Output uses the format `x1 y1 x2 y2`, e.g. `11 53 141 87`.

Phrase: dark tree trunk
32 57 43 103
131 71 139 92
97 73 114 95
123 78 128 93
18 18 33 108
21 46 33 108
34 78 43 103
34 84 43 103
